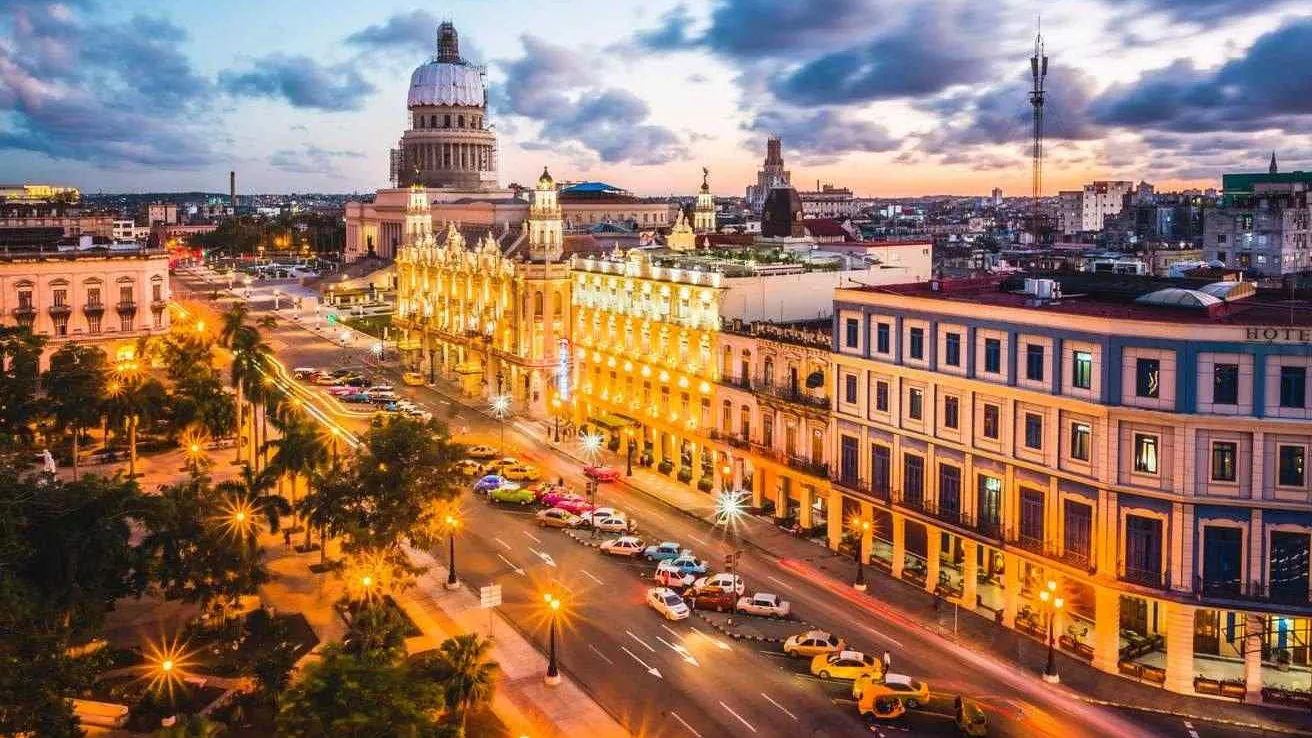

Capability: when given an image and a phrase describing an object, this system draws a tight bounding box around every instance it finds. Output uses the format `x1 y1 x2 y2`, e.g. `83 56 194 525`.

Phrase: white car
646 587 691 621
599 536 645 557
653 567 696 589
735 592 791 618
467 445 498 459
580 507 621 523
590 512 634 534
692 573 745 596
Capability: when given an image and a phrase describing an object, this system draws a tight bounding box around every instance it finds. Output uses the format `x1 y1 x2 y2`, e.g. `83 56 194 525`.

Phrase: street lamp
1039 580 1063 684
551 397 561 443
544 592 562 686
490 393 511 455
721 462 732 492
854 519 870 591
444 514 461 590
626 428 635 477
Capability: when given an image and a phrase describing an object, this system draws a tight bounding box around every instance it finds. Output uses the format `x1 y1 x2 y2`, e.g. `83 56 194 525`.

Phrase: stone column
828 494 844 552
1002 552 1021 628
860 501 874 565
1091 585 1121 674
925 529 942 594
960 539 979 609
1244 612 1264 703
891 511 906 578
751 465 765 509
1163 600 1196 695
798 483 814 529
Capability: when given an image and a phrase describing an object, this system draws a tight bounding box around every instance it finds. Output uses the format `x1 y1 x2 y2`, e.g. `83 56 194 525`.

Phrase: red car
584 465 621 482
541 491 594 515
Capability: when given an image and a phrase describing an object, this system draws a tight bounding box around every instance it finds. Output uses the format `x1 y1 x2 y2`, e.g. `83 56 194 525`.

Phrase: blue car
342 392 371 403
643 542 684 562
658 553 708 576
473 475 507 494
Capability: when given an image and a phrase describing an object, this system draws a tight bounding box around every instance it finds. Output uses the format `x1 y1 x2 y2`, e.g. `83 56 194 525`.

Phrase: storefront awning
588 413 633 430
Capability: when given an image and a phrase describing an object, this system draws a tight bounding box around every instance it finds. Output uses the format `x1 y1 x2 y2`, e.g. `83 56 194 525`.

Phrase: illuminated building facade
829 274 1312 700
393 170 570 416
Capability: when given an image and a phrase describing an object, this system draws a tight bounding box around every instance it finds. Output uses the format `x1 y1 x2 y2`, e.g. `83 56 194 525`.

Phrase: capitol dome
407 22 485 108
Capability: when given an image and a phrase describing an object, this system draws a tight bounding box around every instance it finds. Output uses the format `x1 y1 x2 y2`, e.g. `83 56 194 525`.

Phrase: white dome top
408 61 484 108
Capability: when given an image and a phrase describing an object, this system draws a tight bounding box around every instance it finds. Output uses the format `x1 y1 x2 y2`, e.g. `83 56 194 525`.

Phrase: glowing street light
579 431 604 464
490 393 511 455
544 592 562 686
444 514 461 590
1040 580 1064 684
852 518 871 591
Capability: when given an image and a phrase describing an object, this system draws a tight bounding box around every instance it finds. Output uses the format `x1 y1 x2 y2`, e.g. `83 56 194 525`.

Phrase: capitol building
344 22 682 262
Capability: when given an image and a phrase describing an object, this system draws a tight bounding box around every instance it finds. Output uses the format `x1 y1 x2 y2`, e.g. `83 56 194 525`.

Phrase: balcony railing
1193 576 1312 607
754 379 830 411
1121 564 1168 590
82 302 105 315
115 300 137 314
48 303 71 316
830 475 892 503
718 375 752 391
785 455 829 479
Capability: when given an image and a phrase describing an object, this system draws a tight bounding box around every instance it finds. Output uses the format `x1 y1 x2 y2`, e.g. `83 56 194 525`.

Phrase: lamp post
626 428 635 477
187 443 203 476
444 514 460 590
490 393 511 456
544 593 562 686
721 462 732 492
854 519 870 591
1039 580 1063 684
552 397 561 443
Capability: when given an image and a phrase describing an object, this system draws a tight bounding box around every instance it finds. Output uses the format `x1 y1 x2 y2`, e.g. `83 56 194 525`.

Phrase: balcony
48 303 71 317
82 302 105 315
1008 530 1047 557
785 454 828 479
1121 565 1168 590
115 300 137 314
754 379 830 411
709 429 751 450
830 475 891 504
1193 577 1312 608
11 305 36 324
718 375 752 391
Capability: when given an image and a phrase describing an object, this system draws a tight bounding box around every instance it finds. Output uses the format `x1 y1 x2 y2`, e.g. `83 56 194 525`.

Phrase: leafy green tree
42 343 108 480
267 417 328 550
215 463 289 533
342 602 409 663
275 645 444 738
227 324 271 468
415 634 497 737
103 371 168 477
0 327 47 446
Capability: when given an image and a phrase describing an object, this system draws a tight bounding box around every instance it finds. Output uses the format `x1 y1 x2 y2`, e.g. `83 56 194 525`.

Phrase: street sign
479 584 502 609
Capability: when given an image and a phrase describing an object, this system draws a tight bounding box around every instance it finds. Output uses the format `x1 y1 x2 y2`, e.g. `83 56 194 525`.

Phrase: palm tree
218 303 249 348
104 372 167 478
419 634 497 736
215 463 289 533
267 417 328 553
42 343 108 480
228 325 270 466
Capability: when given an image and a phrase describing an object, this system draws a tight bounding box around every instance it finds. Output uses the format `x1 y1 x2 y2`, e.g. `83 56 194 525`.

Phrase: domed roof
407 22 485 108
537 167 555 187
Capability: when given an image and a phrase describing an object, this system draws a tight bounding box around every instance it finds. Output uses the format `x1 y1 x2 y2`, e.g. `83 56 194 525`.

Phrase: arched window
763 357 774 387
533 291 544 317
722 346 732 376
740 350 751 385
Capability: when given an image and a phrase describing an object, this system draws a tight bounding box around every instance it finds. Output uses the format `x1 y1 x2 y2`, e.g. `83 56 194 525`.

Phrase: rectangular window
152 284 162 302
1270 531 1310 604
844 374 857 404
1280 366 1306 409
1278 445 1306 487
874 381 889 412
908 327 924 360
53 288 67 307
1023 412 1043 450
944 332 961 367
1213 363 1239 405
876 322 890 354
943 396 959 429
88 314 101 334
119 285 133 304
1133 433 1159 474
87 287 101 307
1019 489 1044 544
903 454 924 506
938 464 961 516
53 315 68 336
1211 442 1237 482
1063 500 1092 564
1069 422 1091 461
1202 526 1242 597
983 338 1001 374
844 318 859 348
1072 350 1093 390
977 476 1002 531
1125 515 1163 585
1025 344 1045 382
839 436 859 484
119 314 133 332
871 445 891 496
908 388 923 420
1136 358 1160 398
982 404 1000 440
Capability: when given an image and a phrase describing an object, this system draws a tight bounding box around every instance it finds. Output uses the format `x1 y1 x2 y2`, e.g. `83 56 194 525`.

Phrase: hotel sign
1246 327 1312 344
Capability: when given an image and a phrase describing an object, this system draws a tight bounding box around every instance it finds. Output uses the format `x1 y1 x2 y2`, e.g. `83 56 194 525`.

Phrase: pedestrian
283 529 292 547
882 650 891 674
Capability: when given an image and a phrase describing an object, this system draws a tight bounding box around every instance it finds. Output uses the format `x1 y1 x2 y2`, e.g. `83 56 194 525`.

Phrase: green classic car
489 485 535 505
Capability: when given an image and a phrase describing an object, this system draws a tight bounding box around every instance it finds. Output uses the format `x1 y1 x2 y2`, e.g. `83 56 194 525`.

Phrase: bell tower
529 166 563 261
693 166 716 233
405 182 431 242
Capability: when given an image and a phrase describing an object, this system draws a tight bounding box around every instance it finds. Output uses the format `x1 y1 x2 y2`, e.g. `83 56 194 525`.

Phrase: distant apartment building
146 202 179 226
1081 181 1133 232
0 184 80 203
799 183 857 219
1204 163 1312 278
991 188 1003 207
1058 191 1084 235
0 200 115 249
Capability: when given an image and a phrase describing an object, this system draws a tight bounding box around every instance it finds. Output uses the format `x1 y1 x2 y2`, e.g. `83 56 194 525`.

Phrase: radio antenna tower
1028 26 1048 243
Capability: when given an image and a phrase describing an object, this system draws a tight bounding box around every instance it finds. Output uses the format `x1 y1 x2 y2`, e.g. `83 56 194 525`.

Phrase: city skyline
2 0 1311 196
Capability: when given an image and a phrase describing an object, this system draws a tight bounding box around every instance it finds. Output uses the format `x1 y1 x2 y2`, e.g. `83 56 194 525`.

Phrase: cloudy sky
2 0 1310 196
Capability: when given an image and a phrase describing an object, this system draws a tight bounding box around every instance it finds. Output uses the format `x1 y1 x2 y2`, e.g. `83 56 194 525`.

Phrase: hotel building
828 273 1312 701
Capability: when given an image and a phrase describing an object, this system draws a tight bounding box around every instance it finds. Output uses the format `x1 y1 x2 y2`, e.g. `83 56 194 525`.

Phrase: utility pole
1029 27 1049 245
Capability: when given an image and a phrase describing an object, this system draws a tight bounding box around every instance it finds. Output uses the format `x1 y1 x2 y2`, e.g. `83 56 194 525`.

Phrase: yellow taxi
783 630 846 659
852 672 929 708
454 459 483 476
402 372 426 386
503 463 541 481
810 650 883 681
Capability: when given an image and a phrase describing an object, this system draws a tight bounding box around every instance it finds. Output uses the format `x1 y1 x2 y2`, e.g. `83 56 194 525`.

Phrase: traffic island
693 609 814 643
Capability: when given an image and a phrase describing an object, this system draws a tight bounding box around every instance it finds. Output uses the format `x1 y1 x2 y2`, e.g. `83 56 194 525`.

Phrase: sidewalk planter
1058 635 1094 661
1118 660 1143 679
696 477 714 492
1141 664 1166 685
657 459 674 476
1194 676 1222 695
1262 686 1312 708
676 467 693 483
1219 680 1247 700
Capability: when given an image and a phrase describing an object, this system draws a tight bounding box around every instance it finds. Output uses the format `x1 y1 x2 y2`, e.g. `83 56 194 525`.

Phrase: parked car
691 573 744 596
525 482 561 502
686 588 736 612
541 491 593 515
454 459 483 476
580 507 620 523
467 445 499 460
402 372 426 386
502 463 541 482
857 691 907 722
312 374 342 386
658 553 708 576
326 386 355 396
646 587 690 621
735 592 790 618
783 630 846 659
489 485 534 505
852 673 928 707
599 536 645 557
590 512 634 534
584 465 621 482
343 376 371 387
653 567 696 589
342 392 371 403
473 475 509 494
642 541 684 562
536 508 583 529
482 457 519 475
810 650 882 681
292 367 316 379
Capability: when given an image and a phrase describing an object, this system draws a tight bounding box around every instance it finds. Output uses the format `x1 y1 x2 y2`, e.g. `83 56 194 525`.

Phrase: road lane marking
759 692 797 720
689 626 732 651
688 534 708 545
493 537 512 550
656 636 700 666
765 575 792 590
669 711 701 737
718 701 757 733
580 569 604 585
522 530 541 543
495 554 526 576
550 577 574 593
626 630 656 652
528 547 556 567
619 646 662 678
858 624 904 649
659 623 682 639
587 644 614 665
